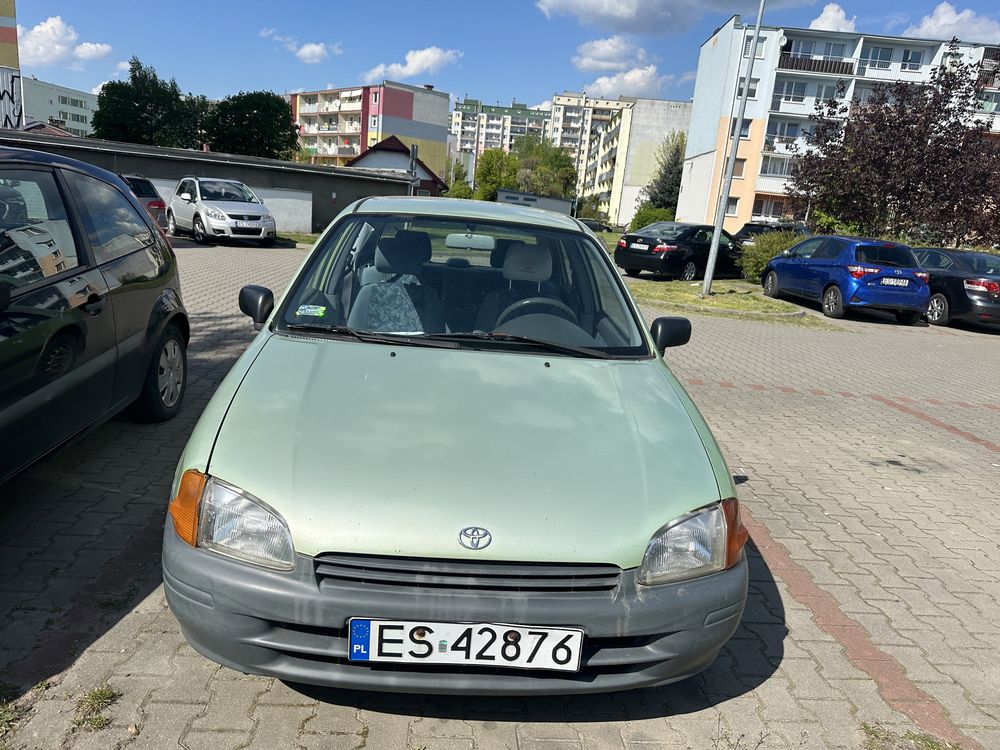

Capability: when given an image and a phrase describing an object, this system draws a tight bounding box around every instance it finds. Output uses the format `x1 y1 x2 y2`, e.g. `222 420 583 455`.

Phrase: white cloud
261 28 343 64
536 0 812 34
361 47 462 84
531 99 553 111
295 43 328 64
90 80 109 95
115 60 130 72
259 27 276 38
809 3 857 32
17 16 112 67
584 64 671 98
903 2 1000 42
572 35 647 72
678 70 697 84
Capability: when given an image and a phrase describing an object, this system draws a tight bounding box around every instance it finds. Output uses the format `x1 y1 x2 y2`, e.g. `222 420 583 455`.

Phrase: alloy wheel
927 296 945 323
157 339 184 408
681 261 697 281
823 288 840 314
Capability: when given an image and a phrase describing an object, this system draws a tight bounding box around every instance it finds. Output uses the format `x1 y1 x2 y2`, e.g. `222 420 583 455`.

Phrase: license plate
348 619 583 672
880 278 909 287
236 220 260 228
630 242 649 251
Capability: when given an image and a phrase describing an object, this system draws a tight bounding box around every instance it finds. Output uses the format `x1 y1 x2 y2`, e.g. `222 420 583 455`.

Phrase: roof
346 135 447 190
351 196 587 232
20 119 77 138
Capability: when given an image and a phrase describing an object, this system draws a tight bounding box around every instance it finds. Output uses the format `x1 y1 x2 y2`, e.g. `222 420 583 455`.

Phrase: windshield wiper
420 332 611 359
283 323 459 348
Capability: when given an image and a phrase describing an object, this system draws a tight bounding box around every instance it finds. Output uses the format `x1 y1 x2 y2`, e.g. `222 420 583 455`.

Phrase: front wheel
130 326 187 422
624 268 641 277
822 285 845 318
166 212 178 237
192 216 208 245
763 271 778 298
926 294 949 326
680 260 698 282
895 310 921 326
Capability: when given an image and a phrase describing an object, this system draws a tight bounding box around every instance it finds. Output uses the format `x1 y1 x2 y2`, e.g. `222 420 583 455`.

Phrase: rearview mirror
650 316 691 353
446 232 496 251
180 192 192 202
239 285 274 331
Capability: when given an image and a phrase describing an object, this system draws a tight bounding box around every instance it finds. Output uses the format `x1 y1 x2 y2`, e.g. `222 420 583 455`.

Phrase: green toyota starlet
163 197 749 695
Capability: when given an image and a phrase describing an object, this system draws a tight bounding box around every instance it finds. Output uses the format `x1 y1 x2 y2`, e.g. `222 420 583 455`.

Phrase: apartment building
451 99 551 155
676 15 1000 233
20 77 96 136
580 98 692 228
549 92 632 194
291 80 450 177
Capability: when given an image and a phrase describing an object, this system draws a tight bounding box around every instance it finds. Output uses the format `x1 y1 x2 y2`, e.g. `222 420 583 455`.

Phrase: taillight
847 265 880 279
617 238 626 249
914 271 929 283
965 278 1000 295
148 199 166 210
652 244 678 254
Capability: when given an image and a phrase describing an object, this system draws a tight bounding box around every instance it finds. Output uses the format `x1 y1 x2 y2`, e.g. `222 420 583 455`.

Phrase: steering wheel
495 297 579 328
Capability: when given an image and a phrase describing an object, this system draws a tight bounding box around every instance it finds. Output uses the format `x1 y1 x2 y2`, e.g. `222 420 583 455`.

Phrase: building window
902 49 924 71
369 115 378 129
979 91 1000 113
760 155 794 176
821 42 846 60
787 39 815 58
737 78 759 99
861 46 892 70
732 158 746 178
371 91 379 104
775 80 807 103
730 118 752 139
818 83 846 101
725 197 739 216
743 36 766 58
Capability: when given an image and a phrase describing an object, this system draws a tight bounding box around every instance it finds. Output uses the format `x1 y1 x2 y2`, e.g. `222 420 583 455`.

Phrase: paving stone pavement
1 244 998 750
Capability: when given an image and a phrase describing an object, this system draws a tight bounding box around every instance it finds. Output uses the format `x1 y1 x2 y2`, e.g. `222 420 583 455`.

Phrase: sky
13 0 1000 108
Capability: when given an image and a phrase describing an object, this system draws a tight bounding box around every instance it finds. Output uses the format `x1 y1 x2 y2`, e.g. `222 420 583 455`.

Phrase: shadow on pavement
289 538 785 721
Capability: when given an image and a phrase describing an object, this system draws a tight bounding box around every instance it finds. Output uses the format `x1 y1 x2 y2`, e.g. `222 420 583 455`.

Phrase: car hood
206 334 724 567
202 200 270 217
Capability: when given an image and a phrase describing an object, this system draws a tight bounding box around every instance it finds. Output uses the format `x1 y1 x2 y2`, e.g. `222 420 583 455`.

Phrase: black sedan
913 248 1000 328
614 222 743 280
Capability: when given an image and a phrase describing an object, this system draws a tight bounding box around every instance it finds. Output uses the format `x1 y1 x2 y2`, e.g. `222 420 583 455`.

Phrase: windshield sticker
296 305 327 317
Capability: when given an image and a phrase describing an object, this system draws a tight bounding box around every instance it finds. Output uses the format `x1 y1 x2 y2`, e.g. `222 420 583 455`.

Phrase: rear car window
855 244 917 268
636 222 688 239
125 177 159 198
65 172 155 265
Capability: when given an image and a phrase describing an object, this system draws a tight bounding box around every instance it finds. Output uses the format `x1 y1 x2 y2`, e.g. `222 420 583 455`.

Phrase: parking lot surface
2 243 998 750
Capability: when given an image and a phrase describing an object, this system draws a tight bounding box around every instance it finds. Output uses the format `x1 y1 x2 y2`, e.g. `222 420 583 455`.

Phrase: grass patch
597 231 621 253
73 685 121 731
278 232 321 246
861 723 964 750
0 684 23 737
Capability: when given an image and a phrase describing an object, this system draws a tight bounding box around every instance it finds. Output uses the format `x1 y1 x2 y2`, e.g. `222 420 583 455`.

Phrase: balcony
778 53 855 76
858 60 927 80
337 145 360 156
756 174 791 194
763 135 801 155
342 123 361 134
340 99 363 112
317 124 339 133
769 96 816 116
298 104 319 114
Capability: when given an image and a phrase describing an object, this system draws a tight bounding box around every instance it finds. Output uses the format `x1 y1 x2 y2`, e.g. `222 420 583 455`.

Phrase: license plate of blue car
880 278 909 286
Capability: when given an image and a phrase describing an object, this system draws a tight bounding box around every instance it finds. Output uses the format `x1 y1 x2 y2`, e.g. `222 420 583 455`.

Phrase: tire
624 268 641 277
130 326 187 422
763 270 778 298
926 293 949 326
192 215 208 245
821 285 845 318
895 310 921 326
36 332 78 385
680 260 698 282
166 212 178 237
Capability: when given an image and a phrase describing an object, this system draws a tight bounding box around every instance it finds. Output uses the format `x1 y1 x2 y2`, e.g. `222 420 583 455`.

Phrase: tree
510 136 577 199
789 42 1000 245
628 203 674 232
444 157 474 199
91 57 203 148
576 194 608 223
642 131 685 212
473 149 519 201
205 91 299 160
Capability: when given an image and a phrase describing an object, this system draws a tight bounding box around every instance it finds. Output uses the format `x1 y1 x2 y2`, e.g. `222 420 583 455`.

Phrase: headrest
503 243 552 283
491 239 515 268
393 230 432 262
375 237 424 275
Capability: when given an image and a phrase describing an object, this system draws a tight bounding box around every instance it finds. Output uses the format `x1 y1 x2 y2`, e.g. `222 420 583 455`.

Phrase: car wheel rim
765 274 774 294
44 345 73 376
157 339 184 408
194 221 203 242
824 289 839 312
167 216 175 234
928 297 944 321
682 262 696 281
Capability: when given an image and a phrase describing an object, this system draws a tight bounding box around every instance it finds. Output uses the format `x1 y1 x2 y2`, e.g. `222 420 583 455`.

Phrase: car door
802 238 844 297
173 179 195 228
689 228 712 269
778 238 826 296
0 166 118 481
716 232 742 277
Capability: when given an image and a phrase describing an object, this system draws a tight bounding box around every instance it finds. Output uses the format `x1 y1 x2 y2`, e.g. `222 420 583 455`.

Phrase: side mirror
781 248 793 257
650 316 691 353
239 285 274 331
0 283 9 314
180 192 193 202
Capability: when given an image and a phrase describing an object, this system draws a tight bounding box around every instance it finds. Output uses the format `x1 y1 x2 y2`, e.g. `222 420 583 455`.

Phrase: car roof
187 176 245 184
0 146 130 190
352 196 586 233
810 235 911 247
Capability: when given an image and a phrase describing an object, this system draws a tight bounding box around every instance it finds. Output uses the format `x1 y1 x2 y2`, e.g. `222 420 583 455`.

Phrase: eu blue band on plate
349 619 371 661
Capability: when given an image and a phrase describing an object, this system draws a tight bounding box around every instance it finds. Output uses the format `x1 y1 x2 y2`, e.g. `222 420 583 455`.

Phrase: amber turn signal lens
721 497 749 568
169 469 207 546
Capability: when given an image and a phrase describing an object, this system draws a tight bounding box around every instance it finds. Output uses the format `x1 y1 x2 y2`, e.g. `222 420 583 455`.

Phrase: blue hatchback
761 236 930 323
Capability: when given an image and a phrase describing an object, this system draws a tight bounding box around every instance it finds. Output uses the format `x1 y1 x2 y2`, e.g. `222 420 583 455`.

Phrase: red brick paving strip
871 395 1000 454
741 505 983 749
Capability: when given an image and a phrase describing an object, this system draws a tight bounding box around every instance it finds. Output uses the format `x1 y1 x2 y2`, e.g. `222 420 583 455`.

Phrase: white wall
675 151 716 224
150 179 312 233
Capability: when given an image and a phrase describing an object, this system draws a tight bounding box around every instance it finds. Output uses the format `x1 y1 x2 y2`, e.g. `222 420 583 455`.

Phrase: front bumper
205 216 276 239
162 522 747 695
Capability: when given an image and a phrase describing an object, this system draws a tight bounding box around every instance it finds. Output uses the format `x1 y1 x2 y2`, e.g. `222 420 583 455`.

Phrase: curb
636 301 807 319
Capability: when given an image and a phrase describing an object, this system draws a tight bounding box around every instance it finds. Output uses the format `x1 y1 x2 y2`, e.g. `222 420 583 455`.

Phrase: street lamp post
702 0 767 296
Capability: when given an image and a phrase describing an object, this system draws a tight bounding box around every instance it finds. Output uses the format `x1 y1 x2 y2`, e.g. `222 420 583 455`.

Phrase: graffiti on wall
0 66 22 129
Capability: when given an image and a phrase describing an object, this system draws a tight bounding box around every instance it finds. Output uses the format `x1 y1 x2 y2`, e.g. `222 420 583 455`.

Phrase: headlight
169 471 295 570
263 215 275 223
204 207 227 221
637 499 747 586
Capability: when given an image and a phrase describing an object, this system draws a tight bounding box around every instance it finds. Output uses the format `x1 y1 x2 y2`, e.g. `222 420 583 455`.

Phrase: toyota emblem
459 527 492 550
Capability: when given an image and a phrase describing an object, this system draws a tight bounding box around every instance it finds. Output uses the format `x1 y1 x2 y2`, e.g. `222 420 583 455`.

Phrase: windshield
635 222 689 239
199 180 259 203
278 214 648 358
855 244 918 268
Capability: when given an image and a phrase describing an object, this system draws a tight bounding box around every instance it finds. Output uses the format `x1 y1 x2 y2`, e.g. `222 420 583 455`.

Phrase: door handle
83 295 106 316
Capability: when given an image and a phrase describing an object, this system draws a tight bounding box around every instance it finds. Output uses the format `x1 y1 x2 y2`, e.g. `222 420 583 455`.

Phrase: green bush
628 203 674 232
738 231 800 281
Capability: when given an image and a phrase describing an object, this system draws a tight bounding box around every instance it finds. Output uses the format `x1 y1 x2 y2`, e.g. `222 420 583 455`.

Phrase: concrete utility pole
408 144 418 196
702 0 767 296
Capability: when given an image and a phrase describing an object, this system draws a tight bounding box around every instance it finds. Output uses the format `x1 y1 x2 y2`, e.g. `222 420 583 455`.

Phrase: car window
811 240 842 261
918 250 952 270
125 178 159 198
855 244 917 268
719 233 733 248
0 169 81 289
637 222 687 239
969 253 1000 275
281 215 648 358
691 229 711 243
791 238 825 258
175 180 189 197
64 171 155 265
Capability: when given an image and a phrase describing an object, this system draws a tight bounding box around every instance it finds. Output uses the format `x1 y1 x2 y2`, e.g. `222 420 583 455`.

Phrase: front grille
227 214 262 220
232 227 264 236
313 553 622 593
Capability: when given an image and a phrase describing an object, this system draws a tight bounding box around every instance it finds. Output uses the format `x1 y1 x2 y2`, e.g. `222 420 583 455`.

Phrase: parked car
761 236 930 322
578 217 612 233
614 221 743 280
733 222 810 247
913 248 1000 327
166 176 276 246
163 197 749 694
0 147 189 485
120 174 167 228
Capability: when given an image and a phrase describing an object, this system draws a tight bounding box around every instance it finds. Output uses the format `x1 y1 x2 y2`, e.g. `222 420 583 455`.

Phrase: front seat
347 238 444 333
474 243 559 331
359 229 432 286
